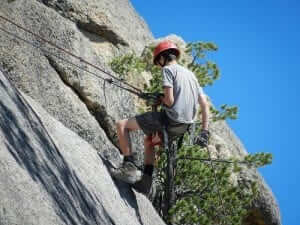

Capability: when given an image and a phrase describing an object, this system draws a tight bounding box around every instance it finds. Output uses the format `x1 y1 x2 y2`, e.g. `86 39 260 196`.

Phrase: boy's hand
145 93 164 106
194 130 210 147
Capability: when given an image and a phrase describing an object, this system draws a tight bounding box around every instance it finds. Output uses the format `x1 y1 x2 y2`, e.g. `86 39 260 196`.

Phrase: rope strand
177 156 253 165
0 15 143 94
0 25 143 98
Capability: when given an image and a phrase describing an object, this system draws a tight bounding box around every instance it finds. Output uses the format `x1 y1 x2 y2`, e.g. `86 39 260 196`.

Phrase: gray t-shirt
162 63 204 124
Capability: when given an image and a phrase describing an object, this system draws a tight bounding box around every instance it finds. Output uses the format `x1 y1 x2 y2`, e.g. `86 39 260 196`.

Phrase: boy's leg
130 136 155 194
112 112 164 184
144 135 155 165
116 118 141 156
143 135 155 178
110 118 142 184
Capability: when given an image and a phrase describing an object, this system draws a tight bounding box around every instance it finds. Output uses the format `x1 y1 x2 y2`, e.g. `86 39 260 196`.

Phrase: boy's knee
144 135 154 148
116 119 127 130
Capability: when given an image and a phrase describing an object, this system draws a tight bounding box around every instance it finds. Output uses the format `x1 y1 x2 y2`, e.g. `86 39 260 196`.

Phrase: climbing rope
177 156 254 165
0 15 155 100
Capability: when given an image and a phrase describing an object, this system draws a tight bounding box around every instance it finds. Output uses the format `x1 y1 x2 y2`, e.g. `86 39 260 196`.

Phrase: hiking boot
132 174 153 195
110 161 142 184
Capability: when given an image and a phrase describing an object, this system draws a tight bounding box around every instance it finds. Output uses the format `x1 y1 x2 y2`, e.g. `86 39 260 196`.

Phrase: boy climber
111 40 210 185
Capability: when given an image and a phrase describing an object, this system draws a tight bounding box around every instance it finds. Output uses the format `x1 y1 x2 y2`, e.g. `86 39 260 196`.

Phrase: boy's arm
161 86 174 107
198 93 209 130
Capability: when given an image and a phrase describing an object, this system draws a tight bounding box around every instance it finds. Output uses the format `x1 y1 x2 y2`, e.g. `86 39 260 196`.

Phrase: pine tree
110 40 272 225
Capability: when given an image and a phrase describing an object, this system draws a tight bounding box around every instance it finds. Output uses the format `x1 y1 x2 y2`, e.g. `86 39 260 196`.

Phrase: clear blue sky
131 0 299 224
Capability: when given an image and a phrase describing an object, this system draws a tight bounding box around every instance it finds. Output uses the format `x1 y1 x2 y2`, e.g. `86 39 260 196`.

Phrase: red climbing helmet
153 40 180 65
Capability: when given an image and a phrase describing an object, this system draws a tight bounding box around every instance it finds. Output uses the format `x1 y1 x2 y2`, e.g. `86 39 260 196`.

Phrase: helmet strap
158 55 168 67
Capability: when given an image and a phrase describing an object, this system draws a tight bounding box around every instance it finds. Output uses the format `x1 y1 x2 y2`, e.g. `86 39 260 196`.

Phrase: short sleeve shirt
162 63 204 123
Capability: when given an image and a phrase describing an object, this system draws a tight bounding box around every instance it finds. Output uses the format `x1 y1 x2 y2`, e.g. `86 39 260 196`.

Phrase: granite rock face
0 0 280 224
36 0 153 54
0 69 165 225
0 0 149 163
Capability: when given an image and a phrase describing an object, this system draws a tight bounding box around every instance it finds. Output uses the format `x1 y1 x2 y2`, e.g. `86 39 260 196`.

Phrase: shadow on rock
0 74 115 225
98 153 145 225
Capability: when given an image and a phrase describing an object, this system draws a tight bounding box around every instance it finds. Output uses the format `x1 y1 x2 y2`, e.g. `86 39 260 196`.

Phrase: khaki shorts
135 111 190 138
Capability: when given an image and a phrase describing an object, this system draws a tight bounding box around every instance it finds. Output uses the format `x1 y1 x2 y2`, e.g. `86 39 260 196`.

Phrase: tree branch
176 184 210 200
177 156 252 166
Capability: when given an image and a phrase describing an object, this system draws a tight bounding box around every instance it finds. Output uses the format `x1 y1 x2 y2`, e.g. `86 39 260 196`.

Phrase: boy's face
156 56 164 69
